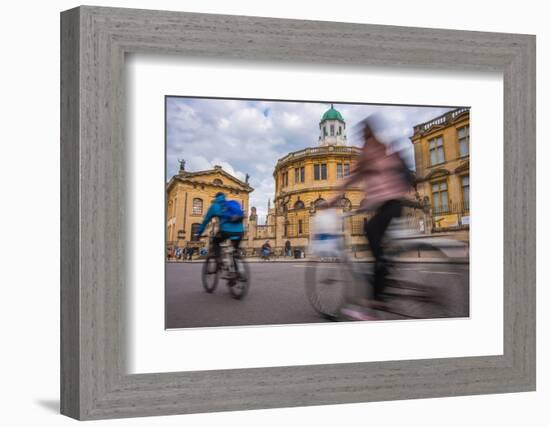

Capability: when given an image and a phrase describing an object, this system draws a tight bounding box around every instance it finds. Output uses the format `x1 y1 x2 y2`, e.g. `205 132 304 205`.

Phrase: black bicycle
200 237 250 300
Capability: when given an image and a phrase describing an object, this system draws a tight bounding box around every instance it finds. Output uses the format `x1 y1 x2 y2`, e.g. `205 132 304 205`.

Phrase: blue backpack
222 200 244 223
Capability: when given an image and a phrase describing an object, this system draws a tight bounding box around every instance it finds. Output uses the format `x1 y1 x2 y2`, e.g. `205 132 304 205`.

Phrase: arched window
339 198 352 211
314 197 326 208
190 223 201 239
192 198 203 215
294 200 305 210
213 178 223 185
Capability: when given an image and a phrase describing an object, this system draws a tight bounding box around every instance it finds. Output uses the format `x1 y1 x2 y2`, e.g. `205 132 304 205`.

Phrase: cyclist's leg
212 232 225 263
365 200 402 301
229 233 243 271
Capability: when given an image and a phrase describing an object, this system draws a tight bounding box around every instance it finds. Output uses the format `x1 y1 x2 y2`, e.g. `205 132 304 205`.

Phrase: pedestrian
261 240 272 260
285 240 292 257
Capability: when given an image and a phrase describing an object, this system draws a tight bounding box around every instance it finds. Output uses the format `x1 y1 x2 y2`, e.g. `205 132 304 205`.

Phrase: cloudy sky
166 97 454 222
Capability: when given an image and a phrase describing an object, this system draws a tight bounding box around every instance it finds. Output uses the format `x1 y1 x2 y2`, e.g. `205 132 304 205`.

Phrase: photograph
165 97 471 328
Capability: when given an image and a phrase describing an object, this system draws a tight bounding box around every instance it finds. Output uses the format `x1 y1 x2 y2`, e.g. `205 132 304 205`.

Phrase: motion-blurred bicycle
305 208 469 320
199 235 250 300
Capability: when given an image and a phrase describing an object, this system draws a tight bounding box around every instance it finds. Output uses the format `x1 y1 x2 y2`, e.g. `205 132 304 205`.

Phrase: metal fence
431 201 470 230
432 200 469 216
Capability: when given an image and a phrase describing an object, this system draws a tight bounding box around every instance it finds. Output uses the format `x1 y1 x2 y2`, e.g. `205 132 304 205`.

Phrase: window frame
458 125 470 158
430 179 449 214
428 135 445 166
461 174 470 211
192 197 203 215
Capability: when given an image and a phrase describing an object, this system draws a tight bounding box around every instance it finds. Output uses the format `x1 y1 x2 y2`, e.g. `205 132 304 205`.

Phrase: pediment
424 168 450 180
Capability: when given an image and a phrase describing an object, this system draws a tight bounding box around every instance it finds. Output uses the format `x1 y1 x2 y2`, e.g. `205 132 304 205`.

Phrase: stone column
275 214 286 250
247 211 257 252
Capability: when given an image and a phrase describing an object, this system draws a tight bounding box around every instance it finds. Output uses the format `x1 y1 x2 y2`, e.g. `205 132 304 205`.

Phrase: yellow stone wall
263 145 367 251
412 108 470 231
166 167 252 253
166 108 470 259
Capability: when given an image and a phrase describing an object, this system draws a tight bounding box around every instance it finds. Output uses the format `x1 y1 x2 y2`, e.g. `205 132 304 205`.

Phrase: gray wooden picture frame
60 5 536 421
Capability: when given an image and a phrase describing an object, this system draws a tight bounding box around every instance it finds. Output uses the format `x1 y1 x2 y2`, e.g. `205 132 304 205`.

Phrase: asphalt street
165 261 469 329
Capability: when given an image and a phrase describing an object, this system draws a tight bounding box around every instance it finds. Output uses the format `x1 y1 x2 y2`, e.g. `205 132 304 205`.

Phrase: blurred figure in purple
329 113 415 313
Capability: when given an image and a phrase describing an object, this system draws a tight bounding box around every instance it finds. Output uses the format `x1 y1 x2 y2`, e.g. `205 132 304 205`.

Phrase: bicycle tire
381 244 468 319
201 255 219 293
305 259 355 320
228 255 250 300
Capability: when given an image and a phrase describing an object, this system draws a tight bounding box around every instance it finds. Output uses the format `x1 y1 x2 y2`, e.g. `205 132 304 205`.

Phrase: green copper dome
320 104 345 123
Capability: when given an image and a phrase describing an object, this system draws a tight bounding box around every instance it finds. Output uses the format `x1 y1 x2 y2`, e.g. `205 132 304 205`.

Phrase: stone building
166 162 253 256
245 105 368 255
411 107 470 232
166 105 469 259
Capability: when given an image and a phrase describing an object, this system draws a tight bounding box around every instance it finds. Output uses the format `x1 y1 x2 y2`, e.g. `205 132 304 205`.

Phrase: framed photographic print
61 6 535 420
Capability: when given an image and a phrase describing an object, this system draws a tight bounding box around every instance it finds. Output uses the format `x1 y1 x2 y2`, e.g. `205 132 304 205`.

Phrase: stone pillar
342 211 352 248
275 214 286 250
247 215 257 250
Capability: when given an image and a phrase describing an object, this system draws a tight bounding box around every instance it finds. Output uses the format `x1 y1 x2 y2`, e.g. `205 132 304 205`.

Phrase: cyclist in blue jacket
196 192 244 262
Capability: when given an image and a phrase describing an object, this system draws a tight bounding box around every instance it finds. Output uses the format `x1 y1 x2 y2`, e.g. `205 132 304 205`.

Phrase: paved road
166 261 469 329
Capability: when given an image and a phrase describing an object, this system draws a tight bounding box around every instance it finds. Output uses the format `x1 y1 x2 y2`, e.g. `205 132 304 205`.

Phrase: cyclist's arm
196 204 219 236
327 164 366 206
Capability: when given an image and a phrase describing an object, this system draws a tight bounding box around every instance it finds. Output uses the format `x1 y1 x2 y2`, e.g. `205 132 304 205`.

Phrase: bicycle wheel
382 259 466 319
228 255 250 300
201 255 219 293
305 260 354 320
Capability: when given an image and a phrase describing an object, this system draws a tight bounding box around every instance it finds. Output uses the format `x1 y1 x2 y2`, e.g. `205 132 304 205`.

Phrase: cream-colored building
411 107 470 233
166 105 468 259
166 105 370 258
166 164 253 256
245 105 368 255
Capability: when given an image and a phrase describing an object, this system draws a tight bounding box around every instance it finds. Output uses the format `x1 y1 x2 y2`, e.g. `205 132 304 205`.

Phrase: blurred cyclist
195 192 245 265
328 114 415 313
261 240 272 260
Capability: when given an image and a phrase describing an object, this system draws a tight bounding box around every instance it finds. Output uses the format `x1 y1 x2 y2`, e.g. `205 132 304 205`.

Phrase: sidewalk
167 254 469 265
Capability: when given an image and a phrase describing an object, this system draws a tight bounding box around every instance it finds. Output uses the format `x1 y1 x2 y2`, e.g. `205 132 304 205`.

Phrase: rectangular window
461 175 470 210
298 219 303 235
431 181 449 214
428 136 445 165
458 126 470 157
282 171 288 187
330 124 334 136
190 223 201 238
337 163 350 179
294 167 305 183
192 198 202 215
314 164 327 180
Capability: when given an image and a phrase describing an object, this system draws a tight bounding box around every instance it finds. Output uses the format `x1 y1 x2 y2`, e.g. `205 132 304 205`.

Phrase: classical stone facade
166 106 369 258
411 107 470 232
245 105 368 255
166 164 253 256
166 105 469 259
